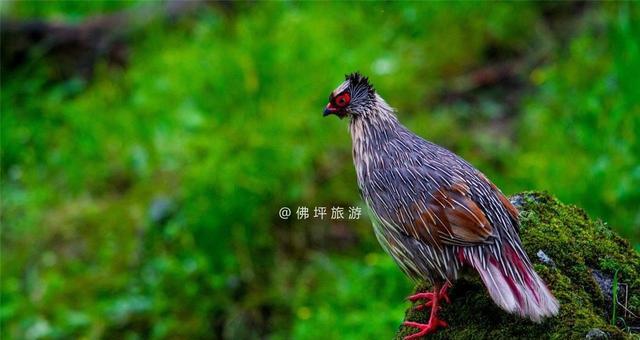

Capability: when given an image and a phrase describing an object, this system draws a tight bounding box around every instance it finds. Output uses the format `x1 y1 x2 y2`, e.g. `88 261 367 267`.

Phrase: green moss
396 191 639 339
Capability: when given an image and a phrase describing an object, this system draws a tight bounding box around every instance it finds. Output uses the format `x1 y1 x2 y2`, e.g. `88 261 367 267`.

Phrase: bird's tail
461 243 559 322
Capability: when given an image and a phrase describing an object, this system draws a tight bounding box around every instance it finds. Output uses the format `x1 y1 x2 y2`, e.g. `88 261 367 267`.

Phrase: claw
413 300 433 311
402 318 448 339
407 292 435 302
403 282 451 339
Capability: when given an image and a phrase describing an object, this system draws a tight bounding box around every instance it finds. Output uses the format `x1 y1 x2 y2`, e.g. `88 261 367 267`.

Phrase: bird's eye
334 92 351 107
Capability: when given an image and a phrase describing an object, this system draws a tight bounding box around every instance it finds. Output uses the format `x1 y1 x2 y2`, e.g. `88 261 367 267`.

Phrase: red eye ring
334 92 351 108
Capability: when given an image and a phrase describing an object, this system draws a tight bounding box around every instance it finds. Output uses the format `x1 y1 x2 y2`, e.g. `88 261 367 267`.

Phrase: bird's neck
349 94 399 140
349 95 403 186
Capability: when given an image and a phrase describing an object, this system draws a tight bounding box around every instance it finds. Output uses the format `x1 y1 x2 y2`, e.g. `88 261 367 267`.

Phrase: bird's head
323 72 376 119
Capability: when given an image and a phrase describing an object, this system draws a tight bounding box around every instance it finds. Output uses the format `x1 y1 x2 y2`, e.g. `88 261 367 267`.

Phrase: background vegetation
1 1 638 339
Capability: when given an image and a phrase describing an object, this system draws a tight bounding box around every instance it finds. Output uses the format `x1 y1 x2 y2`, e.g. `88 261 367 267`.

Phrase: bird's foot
408 281 451 311
407 292 435 310
402 318 448 340
404 282 451 339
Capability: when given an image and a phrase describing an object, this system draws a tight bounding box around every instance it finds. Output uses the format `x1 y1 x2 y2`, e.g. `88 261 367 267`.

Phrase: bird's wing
367 166 514 248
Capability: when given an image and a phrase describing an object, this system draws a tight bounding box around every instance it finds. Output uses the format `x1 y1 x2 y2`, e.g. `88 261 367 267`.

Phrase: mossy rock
396 191 639 339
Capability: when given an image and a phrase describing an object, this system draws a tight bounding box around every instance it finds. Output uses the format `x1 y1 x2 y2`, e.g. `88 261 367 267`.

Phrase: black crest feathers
346 72 375 95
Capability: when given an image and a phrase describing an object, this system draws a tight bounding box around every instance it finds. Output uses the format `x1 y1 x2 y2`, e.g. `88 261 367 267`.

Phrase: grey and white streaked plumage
324 73 559 325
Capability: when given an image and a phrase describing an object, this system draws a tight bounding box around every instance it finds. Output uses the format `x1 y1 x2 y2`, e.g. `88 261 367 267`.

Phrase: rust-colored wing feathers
404 182 494 247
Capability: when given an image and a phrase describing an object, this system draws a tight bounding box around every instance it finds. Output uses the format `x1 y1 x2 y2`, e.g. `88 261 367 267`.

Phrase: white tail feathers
466 248 559 322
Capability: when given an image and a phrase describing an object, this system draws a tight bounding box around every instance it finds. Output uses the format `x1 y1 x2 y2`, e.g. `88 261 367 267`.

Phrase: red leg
407 281 450 311
403 282 451 339
407 292 435 311
439 281 451 304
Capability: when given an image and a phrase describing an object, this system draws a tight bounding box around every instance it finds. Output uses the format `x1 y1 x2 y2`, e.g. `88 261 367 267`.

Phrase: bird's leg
407 291 435 311
403 282 450 339
438 281 451 304
408 281 451 311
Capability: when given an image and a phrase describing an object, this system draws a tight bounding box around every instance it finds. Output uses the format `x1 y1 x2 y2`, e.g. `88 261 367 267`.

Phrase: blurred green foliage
1 1 638 339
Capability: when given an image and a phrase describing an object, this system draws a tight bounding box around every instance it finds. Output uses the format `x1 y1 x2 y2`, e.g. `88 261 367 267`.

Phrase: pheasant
324 73 559 339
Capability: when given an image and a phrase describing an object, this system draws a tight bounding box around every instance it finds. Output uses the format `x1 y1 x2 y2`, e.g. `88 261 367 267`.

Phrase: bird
323 72 559 339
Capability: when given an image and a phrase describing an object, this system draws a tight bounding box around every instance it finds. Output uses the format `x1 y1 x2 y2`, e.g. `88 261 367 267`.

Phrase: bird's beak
323 103 337 117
